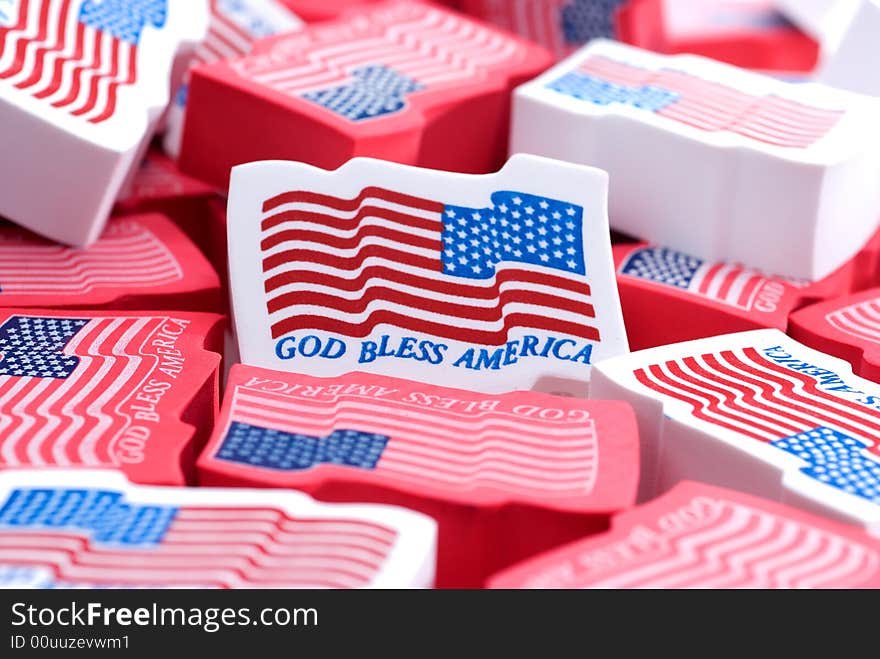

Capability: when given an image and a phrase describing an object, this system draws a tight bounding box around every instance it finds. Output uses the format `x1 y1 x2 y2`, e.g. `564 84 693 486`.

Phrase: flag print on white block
227 155 628 396
511 40 880 280
163 0 303 159
0 0 209 246
590 329 880 534
818 0 880 96
775 0 859 47
0 469 436 588
488 481 880 588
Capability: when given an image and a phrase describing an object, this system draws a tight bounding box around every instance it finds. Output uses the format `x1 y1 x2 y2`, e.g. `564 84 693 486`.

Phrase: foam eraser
457 0 626 60
178 0 553 189
0 468 436 588
0 0 209 246
488 480 880 588
614 233 880 350
818 0 880 96
790 288 880 385
511 39 880 280
590 329 880 533
617 0 819 71
198 365 638 587
163 0 304 160
0 309 223 486
0 214 221 312
227 155 628 396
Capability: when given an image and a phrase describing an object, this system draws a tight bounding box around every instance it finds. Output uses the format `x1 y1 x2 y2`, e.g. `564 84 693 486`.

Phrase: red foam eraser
198 365 639 587
616 0 819 72
789 287 880 385
0 469 436 588
488 481 880 588
0 309 223 486
614 232 880 350
179 0 553 189
0 214 221 312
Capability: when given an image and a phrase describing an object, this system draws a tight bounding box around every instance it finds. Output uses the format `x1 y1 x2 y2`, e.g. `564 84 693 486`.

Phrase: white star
552 224 562 232
503 244 513 252
553 250 563 259
470 239 480 247
537 227 548 236
472 265 482 274
457 230 467 239
513 249 523 258
566 207 576 216
552 237 563 246
525 231 535 240
552 211 562 220
511 223 521 232
524 206 534 215
512 196 522 205
471 225 482 234
539 253 550 262
445 209 457 217
539 200 549 209
458 244 468 252
498 203 508 213
444 223 456 232
457 218 467 226
512 236 522 245
566 221 575 230
567 260 577 269
524 218 535 227
538 240 548 249
445 249 455 257
526 245 537 254
500 218 509 227
471 251 481 260
483 247 493 255
565 233 576 242
472 212 481 221
458 256 468 264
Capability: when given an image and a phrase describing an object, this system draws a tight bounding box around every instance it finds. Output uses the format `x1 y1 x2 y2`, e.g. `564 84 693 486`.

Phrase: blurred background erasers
0 1 209 246
511 40 880 280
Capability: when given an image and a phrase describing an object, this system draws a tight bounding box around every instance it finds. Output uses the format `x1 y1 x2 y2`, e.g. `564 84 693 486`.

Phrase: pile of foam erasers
0 0 879 590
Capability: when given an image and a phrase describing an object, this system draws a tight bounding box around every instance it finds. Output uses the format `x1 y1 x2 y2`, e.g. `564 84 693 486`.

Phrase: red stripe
70 34 119 117
270 309 601 343
267 284 594 323
697 263 724 295
263 262 592 298
88 41 136 124
262 187 446 216
33 22 86 99
0 0 47 79
50 28 101 109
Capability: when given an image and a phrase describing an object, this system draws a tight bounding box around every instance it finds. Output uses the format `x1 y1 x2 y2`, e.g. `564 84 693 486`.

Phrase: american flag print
497 488 880 589
547 54 844 148
463 0 624 58
0 219 182 295
633 344 880 505
0 485 400 588
0 313 191 468
214 377 600 498
0 0 168 124
619 246 768 311
260 185 597 346
826 296 880 345
242 2 527 122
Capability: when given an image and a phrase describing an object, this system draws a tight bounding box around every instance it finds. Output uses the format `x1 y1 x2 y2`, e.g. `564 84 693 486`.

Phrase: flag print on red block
197 366 638 588
0 214 221 312
0 309 223 486
790 288 880 386
591 329 880 532
512 40 880 280
178 0 553 189
163 0 303 159
0 469 436 588
227 156 628 396
488 481 880 588
614 234 880 350
0 1 208 246
457 0 626 60
616 0 819 72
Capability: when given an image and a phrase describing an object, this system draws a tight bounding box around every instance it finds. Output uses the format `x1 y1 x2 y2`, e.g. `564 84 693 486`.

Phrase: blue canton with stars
772 427 880 505
217 422 389 472
0 316 88 379
547 70 680 111
0 488 177 546
560 0 627 45
619 246 704 289
303 65 424 122
78 0 168 45
441 191 585 280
